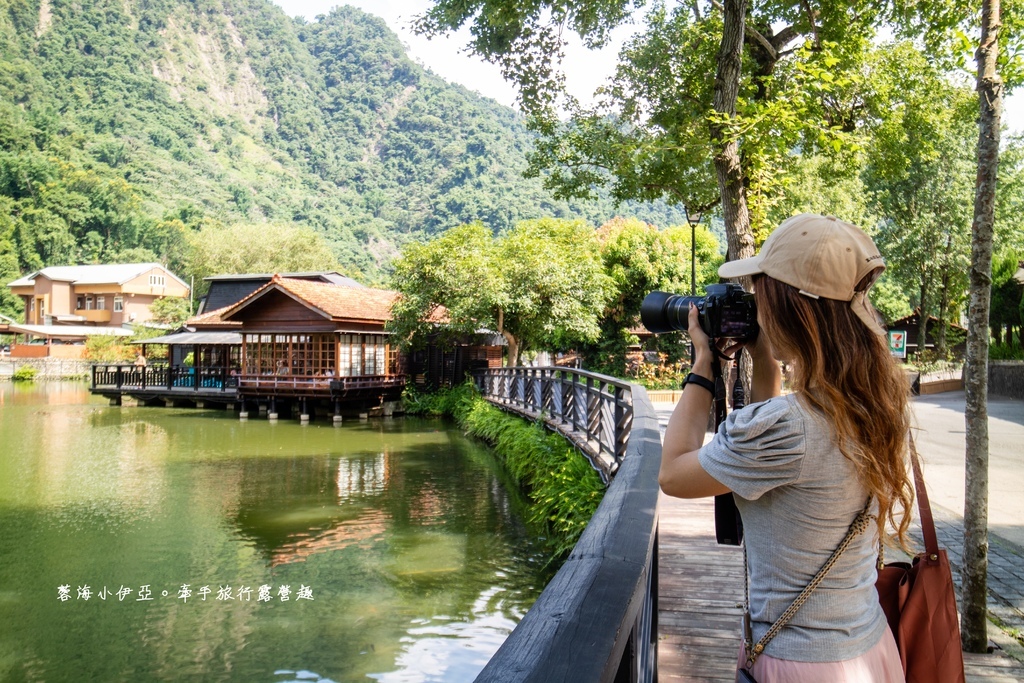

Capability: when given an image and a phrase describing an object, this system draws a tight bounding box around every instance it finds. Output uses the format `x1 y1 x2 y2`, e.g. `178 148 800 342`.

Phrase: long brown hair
753 274 914 549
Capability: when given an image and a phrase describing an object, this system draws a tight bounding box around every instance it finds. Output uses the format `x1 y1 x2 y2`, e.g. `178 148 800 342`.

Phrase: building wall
990 361 1024 400
121 267 190 299
48 280 73 316
121 295 160 325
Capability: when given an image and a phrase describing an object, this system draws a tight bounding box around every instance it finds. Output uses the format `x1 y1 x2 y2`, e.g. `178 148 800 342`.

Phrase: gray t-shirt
698 393 887 662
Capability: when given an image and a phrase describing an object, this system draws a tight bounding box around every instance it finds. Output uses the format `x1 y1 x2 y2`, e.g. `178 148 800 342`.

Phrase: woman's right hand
687 304 715 373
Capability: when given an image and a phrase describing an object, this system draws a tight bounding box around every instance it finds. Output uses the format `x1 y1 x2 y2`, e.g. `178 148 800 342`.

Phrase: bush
907 350 961 376
85 336 138 363
628 361 688 390
12 366 37 382
990 342 1024 361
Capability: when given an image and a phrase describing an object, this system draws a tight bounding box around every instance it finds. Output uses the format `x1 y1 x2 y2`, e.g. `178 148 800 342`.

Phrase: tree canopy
390 219 612 366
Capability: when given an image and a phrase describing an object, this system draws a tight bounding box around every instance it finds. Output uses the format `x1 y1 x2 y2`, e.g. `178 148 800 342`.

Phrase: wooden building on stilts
91 273 502 421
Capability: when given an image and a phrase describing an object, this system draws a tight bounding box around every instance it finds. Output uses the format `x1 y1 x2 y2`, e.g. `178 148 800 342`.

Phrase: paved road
911 391 1024 549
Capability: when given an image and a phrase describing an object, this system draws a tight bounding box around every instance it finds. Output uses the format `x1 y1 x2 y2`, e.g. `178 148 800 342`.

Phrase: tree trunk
503 331 520 368
711 0 756 397
917 281 930 360
938 266 950 357
711 0 755 266
496 307 520 367
962 0 1003 653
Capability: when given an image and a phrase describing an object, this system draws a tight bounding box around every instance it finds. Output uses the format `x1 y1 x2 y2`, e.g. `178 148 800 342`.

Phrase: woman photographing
660 213 913 682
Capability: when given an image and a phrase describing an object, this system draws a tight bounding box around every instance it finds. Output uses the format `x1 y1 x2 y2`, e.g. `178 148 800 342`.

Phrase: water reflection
0 383 549 682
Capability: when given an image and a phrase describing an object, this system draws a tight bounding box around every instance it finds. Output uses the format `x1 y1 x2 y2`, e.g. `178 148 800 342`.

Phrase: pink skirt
735 627 905 683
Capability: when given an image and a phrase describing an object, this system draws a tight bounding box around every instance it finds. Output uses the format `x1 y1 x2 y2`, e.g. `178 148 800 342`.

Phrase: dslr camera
640 283 758 341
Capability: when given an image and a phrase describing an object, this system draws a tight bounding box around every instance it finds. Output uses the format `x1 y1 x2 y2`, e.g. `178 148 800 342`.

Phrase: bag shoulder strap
744 498 874 669
744 432 932 670
908 434 939 557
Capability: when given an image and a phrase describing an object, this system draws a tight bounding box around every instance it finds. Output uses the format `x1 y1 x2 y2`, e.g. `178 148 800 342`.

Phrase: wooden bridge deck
657 493 1024 682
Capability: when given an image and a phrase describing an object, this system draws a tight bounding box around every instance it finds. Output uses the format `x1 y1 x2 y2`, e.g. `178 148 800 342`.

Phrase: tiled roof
271 277 399 321
8 263 188 288
188 275 446 328
187 306 241 327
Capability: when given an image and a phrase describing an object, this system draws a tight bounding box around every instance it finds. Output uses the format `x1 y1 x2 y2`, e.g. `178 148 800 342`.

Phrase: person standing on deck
659 214 912 682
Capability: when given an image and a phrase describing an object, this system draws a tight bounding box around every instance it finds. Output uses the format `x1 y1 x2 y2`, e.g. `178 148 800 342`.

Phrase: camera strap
709 338 728 425
710 337 744 546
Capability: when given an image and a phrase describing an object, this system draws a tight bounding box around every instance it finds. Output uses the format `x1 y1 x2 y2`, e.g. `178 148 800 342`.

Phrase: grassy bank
404 384 606 558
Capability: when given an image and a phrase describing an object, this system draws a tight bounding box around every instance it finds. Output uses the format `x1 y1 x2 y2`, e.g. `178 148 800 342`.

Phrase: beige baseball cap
718 213 887 335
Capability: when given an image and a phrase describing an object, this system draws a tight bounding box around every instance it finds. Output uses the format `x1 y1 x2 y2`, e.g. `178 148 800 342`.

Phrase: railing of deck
473 366 635 482
472 367 661 683
91 364 238 392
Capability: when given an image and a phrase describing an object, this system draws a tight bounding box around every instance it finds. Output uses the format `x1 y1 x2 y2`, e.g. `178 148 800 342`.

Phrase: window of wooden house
386 344 400 376
113 296 123 312
339 334 369 376
313 335 335 375
96 296 106 311
363 336 385 376
242 333 335 376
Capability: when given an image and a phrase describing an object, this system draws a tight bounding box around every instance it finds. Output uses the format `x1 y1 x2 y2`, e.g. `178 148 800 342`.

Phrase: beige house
8 263 190 328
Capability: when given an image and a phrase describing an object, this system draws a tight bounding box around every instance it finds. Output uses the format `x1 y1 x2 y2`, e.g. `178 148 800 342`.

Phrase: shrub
85 336 138 363
12 366 37 382
629 361 688 390
990 343 1024 361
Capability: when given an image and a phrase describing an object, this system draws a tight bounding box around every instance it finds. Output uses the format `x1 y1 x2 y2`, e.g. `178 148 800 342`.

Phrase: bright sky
272 0 1023 134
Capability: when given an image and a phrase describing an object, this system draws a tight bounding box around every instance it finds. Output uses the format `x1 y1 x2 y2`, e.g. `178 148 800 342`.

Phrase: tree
962 0 1003 650
149 296 192 328
390 219 612 366
990 250 1023 346
887 0 1023 651
415 0 886 245
390 221 507 354
414 0 892 392
583 216 721 376
862 44 977 359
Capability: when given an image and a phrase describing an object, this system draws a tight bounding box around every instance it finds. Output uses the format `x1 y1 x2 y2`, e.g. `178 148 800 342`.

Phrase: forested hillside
0 0 690 316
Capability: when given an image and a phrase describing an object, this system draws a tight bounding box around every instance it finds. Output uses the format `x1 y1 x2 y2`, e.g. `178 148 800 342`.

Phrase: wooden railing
473 366 634 481
91 364 237 392
473 367 661 683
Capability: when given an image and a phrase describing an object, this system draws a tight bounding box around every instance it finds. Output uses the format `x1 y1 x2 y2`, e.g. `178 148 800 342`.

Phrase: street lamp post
684 207 703 296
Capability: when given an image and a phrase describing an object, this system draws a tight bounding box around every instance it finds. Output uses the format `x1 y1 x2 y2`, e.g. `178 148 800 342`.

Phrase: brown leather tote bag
876 437 966 683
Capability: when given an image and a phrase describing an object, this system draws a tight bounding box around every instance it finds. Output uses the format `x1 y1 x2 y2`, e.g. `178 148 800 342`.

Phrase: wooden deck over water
657 493 1024 682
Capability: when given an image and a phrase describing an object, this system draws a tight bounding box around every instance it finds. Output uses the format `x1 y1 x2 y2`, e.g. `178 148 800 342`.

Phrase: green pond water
0 382 551 682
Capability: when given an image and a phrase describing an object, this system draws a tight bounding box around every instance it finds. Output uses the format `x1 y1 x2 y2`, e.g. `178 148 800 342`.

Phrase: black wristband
684 372 715 395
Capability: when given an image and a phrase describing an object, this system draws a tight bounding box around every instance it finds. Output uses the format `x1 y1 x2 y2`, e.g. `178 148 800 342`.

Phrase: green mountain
0 0 689 312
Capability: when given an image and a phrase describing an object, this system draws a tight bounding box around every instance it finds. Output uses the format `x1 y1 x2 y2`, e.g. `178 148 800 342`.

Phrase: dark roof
888 309 966 332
